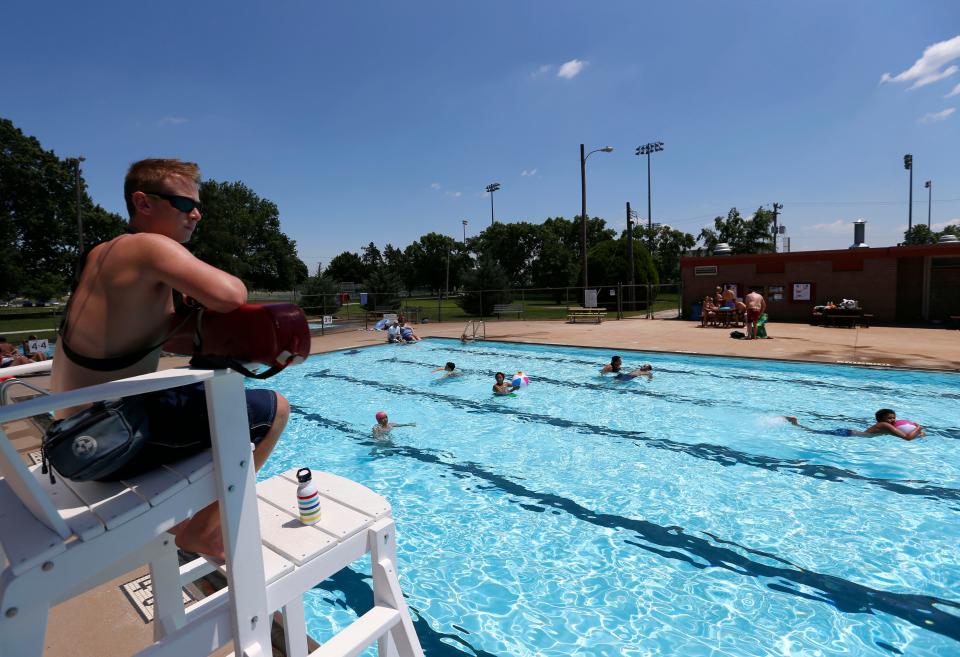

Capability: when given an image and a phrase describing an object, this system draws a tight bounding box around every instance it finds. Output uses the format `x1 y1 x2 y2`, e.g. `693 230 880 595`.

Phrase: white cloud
880 35 960 89
932 217 960 231
947 82 960 98
521 168 538 177
919 107 956 123
445 191 462 198
157 116 188 126
530 65 551 78
557 59 587 79
808 220 852 234
430 182 441 190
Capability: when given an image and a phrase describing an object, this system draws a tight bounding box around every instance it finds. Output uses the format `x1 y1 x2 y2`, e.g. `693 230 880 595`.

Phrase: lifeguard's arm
136 233 247 312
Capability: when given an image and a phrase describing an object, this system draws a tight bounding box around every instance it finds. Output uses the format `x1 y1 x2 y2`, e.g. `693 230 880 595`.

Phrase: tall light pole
636 142 664 254
75 156 86 252
462 219 469 243
925 180 932 229
580 144 614 291
485 183 500 226
904 153 913 231
771 202 783 253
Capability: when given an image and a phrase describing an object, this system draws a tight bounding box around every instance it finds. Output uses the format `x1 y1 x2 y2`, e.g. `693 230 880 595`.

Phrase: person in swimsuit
372 411 416 438
600 356 652 380
49 158 290 563
492 371 517 395
785 408 924 440
432 362 461 378
0 336 32 367
744 290 766 339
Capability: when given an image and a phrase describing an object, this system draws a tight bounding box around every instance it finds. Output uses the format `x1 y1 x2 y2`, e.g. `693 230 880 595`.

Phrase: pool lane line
425 344 958 399
310 369 960 504
410 351 960 439
386 354 960 438
288 406 960 644
378 355 907 430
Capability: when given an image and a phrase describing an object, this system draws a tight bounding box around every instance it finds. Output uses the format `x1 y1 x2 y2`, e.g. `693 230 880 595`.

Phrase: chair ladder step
308 605 401 657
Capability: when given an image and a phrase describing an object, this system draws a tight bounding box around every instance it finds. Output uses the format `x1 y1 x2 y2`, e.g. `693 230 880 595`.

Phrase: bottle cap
296 468 312 483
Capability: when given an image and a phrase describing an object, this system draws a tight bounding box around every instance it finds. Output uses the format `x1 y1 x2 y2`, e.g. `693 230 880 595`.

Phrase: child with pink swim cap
372 411 417 438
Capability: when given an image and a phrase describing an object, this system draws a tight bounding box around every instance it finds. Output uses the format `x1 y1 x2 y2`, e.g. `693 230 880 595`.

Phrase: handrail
0 368 214 423
0 379 50 406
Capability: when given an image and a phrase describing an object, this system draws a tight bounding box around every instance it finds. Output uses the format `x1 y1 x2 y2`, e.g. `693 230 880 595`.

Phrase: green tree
634 225 696 283
404 232 459 294
587 237 658 287
903 225 938 245
0 118 125 298
456 256 512 316
362 266 400 309
697 207 776 254
323 251 367 284
298 264 340 314
190 180 308 290
383 244 414 295
361 242 383 269
472 221 545 287
530 231 578 293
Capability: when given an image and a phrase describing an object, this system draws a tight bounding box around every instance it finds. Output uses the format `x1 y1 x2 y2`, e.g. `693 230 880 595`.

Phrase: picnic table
811 307 870 328
566 307 607 323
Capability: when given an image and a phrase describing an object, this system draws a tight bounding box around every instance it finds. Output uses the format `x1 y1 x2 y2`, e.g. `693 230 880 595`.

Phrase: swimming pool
251 339 960 657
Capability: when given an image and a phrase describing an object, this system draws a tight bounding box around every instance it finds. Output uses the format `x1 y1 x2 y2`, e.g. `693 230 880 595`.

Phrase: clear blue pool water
251 338 960 657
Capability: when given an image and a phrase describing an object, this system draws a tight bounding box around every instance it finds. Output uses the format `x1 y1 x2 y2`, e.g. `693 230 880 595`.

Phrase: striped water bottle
296 468 321 525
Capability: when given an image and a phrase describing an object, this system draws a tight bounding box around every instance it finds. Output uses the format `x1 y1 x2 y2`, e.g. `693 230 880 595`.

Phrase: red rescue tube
164 303 310 368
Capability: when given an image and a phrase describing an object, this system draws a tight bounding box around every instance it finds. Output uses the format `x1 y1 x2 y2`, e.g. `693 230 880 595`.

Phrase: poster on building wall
792 283 812 301
768 285 784 302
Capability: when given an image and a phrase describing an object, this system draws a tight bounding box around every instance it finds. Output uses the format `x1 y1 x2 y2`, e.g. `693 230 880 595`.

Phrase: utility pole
580 144 588 289
485 183 500 226
904 154 913 231
771 202 782 253
925 180 932 229
626 202 635 288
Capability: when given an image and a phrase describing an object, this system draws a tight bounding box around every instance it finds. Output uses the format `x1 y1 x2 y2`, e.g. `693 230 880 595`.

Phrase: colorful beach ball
512 371 530 388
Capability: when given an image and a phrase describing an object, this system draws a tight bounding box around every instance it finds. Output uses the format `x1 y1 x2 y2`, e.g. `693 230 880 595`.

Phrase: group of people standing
701 287 767 339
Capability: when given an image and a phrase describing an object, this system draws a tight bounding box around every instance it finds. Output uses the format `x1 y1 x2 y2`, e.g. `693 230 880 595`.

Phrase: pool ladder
462 320 485 341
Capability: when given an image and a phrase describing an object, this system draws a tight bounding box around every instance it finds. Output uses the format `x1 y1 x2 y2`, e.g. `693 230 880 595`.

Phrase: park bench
566 307 607 323
492 303 524 319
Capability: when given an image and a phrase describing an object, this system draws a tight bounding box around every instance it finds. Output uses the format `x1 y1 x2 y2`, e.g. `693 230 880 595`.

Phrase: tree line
14 115 890 307
1 118 307 301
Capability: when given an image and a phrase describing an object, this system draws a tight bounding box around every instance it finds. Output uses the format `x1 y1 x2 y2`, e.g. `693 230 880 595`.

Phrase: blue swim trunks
815 428 852 437
103 381 278 480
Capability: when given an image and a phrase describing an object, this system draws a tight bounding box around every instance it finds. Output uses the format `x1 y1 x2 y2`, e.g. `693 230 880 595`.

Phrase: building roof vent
713 242 732 255
938 233 960 244
850 219 868 249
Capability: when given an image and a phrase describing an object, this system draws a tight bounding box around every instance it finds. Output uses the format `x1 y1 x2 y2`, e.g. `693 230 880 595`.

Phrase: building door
928 256 960 321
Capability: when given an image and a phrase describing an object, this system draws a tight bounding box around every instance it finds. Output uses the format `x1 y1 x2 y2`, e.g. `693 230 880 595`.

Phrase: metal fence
293 283 684 333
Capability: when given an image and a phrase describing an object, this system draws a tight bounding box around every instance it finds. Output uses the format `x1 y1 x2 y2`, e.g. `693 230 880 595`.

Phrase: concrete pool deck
5 319 956 656
309 318 960 371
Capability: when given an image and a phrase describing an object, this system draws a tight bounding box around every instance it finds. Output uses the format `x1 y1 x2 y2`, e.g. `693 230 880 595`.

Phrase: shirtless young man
50 159 290 562
744 290 766 339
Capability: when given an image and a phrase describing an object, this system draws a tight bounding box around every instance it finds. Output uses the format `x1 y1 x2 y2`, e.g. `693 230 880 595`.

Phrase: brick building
680 241 960 324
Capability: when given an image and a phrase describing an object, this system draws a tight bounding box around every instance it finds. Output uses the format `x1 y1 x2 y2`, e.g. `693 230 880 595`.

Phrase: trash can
690 302 702 321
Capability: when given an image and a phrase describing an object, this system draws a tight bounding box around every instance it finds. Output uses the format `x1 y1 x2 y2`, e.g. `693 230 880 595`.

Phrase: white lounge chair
0 360 424 657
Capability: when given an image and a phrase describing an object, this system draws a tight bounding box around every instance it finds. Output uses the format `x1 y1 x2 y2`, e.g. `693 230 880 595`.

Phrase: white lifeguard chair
0 360 424 657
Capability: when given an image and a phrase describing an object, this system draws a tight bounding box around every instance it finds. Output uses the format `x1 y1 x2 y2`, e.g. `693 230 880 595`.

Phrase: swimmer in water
600 356 653 380
492 371 518 395
432 361 461 378
372 411 416 438
784 408 924 441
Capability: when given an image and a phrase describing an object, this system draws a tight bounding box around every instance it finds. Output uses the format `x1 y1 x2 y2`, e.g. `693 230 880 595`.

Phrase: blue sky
3 1 959 274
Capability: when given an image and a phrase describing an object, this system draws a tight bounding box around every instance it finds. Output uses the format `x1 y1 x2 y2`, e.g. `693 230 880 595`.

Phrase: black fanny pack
42 397 150 483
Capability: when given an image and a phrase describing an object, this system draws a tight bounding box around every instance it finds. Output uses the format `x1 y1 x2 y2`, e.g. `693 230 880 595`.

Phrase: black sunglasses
143 191 202 214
